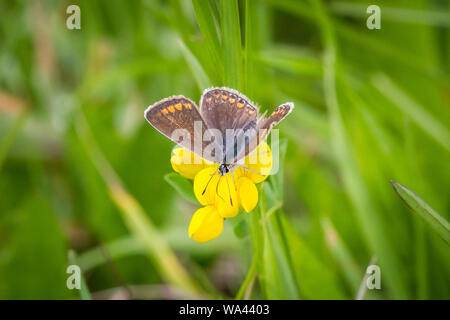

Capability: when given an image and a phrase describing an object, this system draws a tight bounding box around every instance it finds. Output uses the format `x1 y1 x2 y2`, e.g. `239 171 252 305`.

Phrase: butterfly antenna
225 174 233 206
240 165 266 176
202 170 218 195
215 175 226 202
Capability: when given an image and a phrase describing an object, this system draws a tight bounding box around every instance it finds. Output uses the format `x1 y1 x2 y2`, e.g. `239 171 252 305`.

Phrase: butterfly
144 87 293 203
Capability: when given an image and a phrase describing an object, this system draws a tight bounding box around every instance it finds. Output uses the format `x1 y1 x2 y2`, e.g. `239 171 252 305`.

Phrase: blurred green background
0 0 449 300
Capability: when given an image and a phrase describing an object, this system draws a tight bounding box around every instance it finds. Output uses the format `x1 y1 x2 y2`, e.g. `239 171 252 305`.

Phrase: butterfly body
218 163 230 176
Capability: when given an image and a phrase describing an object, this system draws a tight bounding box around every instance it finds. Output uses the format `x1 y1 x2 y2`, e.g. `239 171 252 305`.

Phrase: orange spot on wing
247 109 255 114
229 98 235 104
215 94 220 99
259 128 267 138
175 103 183 110
168 105 175 113
221 95 228 100
237 102 244 109
184 103 192 109
161 108 169 115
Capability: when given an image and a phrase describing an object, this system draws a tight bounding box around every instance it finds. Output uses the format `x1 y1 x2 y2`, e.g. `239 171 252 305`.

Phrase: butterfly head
218 163 230 176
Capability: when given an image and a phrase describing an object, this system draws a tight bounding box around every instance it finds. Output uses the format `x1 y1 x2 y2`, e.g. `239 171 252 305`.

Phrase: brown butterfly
144 87 293 183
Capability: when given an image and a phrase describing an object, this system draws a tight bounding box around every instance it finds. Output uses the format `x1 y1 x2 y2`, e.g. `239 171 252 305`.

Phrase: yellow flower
237 177 258 213
171 141 272 242
188 206 223 242
234 141 272 183
194 167 240 218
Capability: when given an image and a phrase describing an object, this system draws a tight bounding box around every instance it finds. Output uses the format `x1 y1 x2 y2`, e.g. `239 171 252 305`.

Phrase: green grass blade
179 39 212 90
322 218 362 294
78 232 240 272
245 200 265 298
355 256 377 300
169 0 196 39
251 184 300 299
192 0 223 83
391 181 450 245
75 113 201 293
0 111 28 175
257 49 323 78
235 254 258 299
264 0 438 77
78 237 142 271
310 0 409 299
220 0 242 90
280 214 346 299
372 74 450 151
244 0 257 95
268 138 288 200
262 213 301 299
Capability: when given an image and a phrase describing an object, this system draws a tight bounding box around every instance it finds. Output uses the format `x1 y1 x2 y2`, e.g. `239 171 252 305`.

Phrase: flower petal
190 207 224 242
237 141 272 183
238 177 258 213
216 172 240 218
171 148 212 180
188 206 213 237
193 166 220 205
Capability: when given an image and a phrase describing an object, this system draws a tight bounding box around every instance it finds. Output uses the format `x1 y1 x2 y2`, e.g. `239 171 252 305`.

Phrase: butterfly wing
256 103 294 141
200 87 259 162
200 87 259 133
144 96 216 162
233 102 294 163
